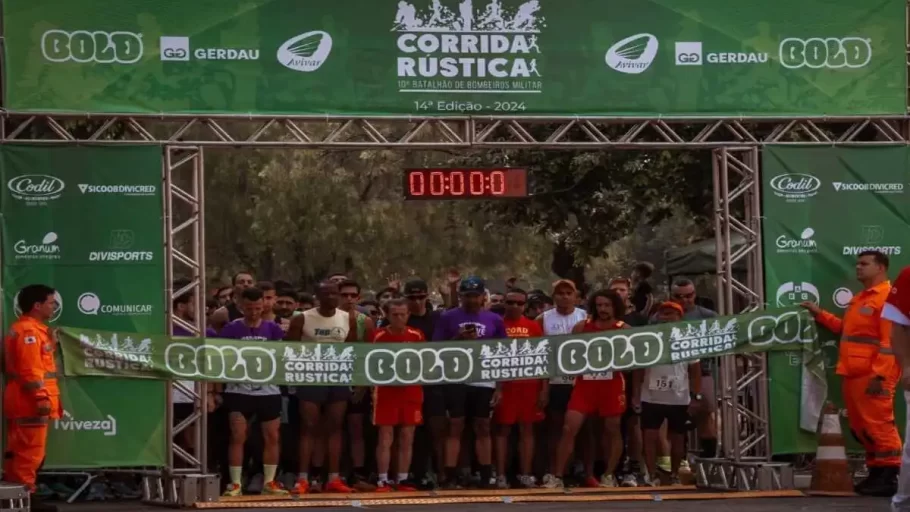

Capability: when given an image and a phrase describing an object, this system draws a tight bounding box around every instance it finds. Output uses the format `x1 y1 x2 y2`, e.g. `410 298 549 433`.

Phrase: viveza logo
161 35 259 62
283 345 355 384
479 339 549 379
769 173 821 202
7 175 65 205
675 41 768 66
393 0 544 94
843 225 902 256
55 409 117 437
80 333 153 371
776 281 819 307
775 227 818 254
78 183 156 196
77 292 153 316
14 290 63 323
89 229 152 262
606 33 658 74
832 181 904 194
14 232 61 261
278 31 333 72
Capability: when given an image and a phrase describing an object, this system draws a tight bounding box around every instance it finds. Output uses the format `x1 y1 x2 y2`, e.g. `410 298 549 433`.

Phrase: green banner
58 307 816 385
762 146 910 454
2 0 904 116
0 144 167 469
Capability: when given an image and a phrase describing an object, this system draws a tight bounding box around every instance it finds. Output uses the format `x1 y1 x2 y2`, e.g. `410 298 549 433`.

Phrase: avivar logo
277 31 333 72
832 181 904 194
78 183 156 196
13 232 61 261
54 409 117 436
605 34 658 74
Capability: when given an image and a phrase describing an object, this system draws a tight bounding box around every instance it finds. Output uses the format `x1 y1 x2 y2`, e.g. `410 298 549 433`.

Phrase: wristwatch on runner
690 392 704 401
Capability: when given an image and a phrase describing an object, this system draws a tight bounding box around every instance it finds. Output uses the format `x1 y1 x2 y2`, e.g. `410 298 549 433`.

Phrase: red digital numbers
490 171 505 195
405 168 527 200
451 171 465 195
429 171 445 196
408 171 425 196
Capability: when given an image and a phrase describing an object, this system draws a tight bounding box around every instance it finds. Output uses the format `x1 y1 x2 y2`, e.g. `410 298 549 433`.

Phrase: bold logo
166 343 277 383
41 30 143 64
13 232 61 261
675 41 702 65
557 330 663 375
278 31 333 72
843 225 902 256
779 37 872 69
768 173 821 202
80 333 153 371
775 281 820 307
832 287 854 308
365 346 474 384
55 410 117 437
160 36 189 61
78 184 156 196
77 292 152 316
605 34 659 74
832 181 904 194
8 175 65 203
283 344 355 385
13 290 63 323
745 310 815 347
775 227 818 254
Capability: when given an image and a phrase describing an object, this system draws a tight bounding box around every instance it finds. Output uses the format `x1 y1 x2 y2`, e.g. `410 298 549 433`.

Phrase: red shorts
494 380 545 425
567 373 626 417
373 387 423 427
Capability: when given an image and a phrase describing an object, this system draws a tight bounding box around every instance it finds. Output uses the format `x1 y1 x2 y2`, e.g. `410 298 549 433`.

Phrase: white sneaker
620 473 638 487
599 474 616 488
496 475 509 489
640 473 656 487
519 475 536 488
680 460 691 472
541 474 563 489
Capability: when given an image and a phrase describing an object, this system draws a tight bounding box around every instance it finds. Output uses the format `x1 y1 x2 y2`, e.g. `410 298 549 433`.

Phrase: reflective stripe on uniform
841 335 880 345
14 417 48 426
871 449 903 459
6 371 57 381
880 347 895 355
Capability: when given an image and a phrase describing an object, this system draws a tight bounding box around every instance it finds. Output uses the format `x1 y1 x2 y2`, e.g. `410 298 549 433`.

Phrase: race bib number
550 376 575 385
583 372 614 381
648 375 679 392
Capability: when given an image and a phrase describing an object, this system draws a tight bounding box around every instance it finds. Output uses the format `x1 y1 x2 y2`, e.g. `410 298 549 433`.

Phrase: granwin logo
14 232 61 261
775 227 818 254
769 173 821 202
277 31 333 72
605 34 659 74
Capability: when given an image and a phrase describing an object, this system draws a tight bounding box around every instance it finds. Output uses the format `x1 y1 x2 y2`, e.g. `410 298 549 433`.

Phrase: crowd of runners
172 264 720 497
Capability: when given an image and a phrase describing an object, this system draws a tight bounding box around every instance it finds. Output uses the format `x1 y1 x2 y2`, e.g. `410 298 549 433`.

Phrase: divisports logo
779 37 872 69
7 175 65 204
605 34 658 74
843 225 902 256
13 290 63 323
77 292 153 316
54 409 117 437
41 30 143 64
768 173 821 202
277 31 333 72
13 232 61 261
775 281 819 307
832 287 854 308
775 227 818 254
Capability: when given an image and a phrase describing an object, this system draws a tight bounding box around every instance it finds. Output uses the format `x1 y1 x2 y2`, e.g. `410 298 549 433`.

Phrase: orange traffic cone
809 402 855 496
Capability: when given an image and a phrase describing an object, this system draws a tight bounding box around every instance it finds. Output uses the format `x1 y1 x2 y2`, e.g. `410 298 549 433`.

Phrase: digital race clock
403 168 528 200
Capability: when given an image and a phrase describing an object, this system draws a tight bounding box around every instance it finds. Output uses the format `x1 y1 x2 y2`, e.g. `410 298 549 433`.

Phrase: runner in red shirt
884 266 910 510
546 290 628 489
490 288 547 489
370 299 424 492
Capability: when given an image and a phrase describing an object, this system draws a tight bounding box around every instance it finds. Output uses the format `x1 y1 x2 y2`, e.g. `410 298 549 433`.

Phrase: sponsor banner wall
2 0 905 116
58 307 817 385
762 146 910 454
0 144 167 468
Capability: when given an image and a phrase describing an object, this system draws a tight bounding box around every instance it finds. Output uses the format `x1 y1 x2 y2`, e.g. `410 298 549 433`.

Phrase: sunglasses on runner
505 300 526 306
672 292 696 300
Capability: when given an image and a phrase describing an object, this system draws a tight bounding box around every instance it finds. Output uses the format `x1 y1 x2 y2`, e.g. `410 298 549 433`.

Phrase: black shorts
640 401 689 434
425 384 466 418
348 388 373 415
547 384 573 413
296 386 351 405
223 393 282 422
622 373 638 418
465 386 494 419
174 403 195 425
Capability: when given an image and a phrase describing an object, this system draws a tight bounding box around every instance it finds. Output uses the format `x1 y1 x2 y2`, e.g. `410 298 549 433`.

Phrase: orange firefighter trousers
843 375 902 467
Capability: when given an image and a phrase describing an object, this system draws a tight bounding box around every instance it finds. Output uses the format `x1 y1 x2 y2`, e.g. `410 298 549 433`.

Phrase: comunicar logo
41 30 143 64
769 173 821 202
55 410 117 437
277 31 333 72
605 34 659 74
779 37 871 69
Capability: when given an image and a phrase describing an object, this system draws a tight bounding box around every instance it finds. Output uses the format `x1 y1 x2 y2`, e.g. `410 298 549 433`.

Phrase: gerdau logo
55 409 117 436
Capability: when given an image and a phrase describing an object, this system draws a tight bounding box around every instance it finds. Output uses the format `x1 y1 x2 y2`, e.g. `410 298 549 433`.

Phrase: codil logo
42 30 143 64
605 33 659 74
7 175 65 203
779 37 871 69
277 31 333 72
166 343 277 383
769 173 821 201
366 346 474 384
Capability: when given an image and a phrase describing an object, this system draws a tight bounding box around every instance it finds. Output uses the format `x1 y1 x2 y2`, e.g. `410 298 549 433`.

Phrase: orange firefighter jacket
816 281 897 380
3 315 61 420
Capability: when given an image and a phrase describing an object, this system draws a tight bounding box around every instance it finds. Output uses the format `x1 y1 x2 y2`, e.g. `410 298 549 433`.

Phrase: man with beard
432 277 507 489
211 272 255 331
273 288 298 332
286 282 358 494
543 290 628 489
491 288 546 489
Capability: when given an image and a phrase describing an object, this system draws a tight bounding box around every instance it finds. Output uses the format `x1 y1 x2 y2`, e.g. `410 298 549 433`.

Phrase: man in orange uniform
4 284 61 509
801 250 901 496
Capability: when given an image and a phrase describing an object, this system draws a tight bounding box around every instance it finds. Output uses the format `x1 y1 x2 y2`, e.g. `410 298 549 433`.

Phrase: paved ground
57 496 891 511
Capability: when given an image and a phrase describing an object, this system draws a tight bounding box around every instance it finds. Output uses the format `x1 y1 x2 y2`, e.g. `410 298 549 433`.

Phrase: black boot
30 495 59 512
858 467 898 497
854 467 882 494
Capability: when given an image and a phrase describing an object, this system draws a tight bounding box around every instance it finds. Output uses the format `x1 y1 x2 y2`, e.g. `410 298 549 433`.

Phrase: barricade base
0 482 28 512
695 458 795 491
142 473 221 507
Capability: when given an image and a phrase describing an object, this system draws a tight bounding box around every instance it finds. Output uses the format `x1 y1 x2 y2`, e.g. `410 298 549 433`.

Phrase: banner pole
164 146 176 474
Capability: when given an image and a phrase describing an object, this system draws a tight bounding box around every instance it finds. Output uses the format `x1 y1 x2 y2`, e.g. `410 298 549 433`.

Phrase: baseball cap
459 276 486 295
657 301 684 315
552 279 577 293
403 279 429 296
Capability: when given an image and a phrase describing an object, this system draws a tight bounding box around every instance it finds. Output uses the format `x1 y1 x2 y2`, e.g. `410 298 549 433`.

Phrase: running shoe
324 478 353 493
669 474 683 487
262 481 289 496
291 479 310 495
541 474 563 489
395 480 419 492
222 483 242 497
519 475 537 488
582 476 599 488
496 475 509 489
599 474 616 488
375 481 394 493
619 473 638 487
657 456 671 473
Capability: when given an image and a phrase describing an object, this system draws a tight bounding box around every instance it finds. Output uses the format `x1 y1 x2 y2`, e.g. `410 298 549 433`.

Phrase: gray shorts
295 386 351 404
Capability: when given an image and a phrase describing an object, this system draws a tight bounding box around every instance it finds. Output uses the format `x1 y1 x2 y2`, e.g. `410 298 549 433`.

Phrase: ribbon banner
59 308 817 386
